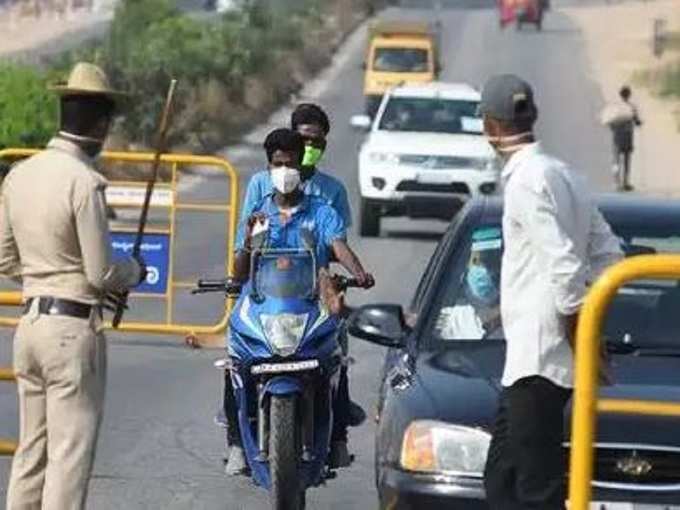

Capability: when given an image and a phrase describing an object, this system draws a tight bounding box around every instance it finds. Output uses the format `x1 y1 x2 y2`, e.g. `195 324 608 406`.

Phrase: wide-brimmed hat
50 62 127 99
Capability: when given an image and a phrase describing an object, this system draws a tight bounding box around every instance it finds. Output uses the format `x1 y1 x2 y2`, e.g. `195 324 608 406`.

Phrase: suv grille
396 181 470 194
399 154 482 170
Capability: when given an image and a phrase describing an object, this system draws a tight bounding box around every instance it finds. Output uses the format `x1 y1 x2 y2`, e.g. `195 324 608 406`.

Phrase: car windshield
378 97 482 135
372 47 429 73
426 222 680 351
253 250 316 299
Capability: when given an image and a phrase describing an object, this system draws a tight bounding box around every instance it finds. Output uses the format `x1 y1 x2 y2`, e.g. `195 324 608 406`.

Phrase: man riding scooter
224 128 374 474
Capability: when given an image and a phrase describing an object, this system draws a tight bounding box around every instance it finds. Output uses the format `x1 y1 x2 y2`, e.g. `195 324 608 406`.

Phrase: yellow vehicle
363 20 441 117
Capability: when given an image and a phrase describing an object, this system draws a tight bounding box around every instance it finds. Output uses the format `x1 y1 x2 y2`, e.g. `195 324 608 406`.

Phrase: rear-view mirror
348 304 409 348
350 114 372 131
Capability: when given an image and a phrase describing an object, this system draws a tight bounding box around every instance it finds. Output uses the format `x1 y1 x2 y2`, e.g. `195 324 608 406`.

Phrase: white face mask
271 166 301 194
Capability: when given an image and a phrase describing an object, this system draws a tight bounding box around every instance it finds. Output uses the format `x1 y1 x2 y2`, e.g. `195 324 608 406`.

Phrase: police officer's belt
24 297 97 319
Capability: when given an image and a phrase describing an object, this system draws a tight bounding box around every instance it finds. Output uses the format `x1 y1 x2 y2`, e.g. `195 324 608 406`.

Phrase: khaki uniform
2 137 130 510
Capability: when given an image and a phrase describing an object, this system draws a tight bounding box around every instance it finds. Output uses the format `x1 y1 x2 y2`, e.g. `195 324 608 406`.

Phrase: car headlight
260 313 308 356
368 152 400 165
400 420 491 475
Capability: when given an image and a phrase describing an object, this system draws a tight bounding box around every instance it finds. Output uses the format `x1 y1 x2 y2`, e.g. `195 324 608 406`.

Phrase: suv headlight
260 313 308 356
368 152 400 165
471 158 499 172
484 158 501 173
400 420 491 475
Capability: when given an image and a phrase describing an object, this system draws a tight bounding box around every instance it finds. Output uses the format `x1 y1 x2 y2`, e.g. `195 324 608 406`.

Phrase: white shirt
500 143 623 389
436 305 504 341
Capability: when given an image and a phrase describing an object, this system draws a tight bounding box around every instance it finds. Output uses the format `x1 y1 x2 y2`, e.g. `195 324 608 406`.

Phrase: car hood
567 353 680 447
363 131 495 158
414 343 680 447
410 343 505 429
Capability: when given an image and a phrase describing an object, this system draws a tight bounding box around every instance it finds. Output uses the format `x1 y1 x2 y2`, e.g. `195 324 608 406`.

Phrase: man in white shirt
479 74 623 510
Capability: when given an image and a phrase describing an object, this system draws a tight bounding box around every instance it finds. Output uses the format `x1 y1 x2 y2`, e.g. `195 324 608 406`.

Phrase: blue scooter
194 247 361 510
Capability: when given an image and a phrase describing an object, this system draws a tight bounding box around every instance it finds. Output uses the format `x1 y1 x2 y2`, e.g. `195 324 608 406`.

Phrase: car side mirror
348 304 409 348
350 114 372 131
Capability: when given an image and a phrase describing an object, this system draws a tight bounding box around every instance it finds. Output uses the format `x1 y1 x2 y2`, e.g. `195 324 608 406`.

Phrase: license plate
591 503 680 509
251 360 319 375
415 171 453 185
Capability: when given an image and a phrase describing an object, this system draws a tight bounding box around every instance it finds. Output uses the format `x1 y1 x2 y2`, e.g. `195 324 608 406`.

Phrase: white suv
351 82 499 237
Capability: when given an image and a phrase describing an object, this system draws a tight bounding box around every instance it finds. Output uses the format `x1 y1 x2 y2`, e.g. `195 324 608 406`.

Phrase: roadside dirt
565 0 680 196
0 5 113 58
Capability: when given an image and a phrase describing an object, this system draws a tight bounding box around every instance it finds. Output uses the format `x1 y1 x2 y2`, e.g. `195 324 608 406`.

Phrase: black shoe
328 441 353 469
348 401 367 427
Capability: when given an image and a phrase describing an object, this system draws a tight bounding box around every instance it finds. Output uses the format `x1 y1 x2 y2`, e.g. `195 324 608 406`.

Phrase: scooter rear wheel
269 395 305 510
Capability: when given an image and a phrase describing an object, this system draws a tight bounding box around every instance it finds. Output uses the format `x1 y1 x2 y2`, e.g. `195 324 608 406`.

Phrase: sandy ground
566 0 680 196
0 2 115 58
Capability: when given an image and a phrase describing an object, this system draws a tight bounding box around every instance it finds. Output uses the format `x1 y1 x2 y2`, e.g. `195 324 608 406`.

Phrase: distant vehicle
363 20 441 117
351 82 499 238
498 0 544 30
350 195 680 509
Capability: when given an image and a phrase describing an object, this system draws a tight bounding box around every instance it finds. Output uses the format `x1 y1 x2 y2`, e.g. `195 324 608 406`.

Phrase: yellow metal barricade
0 149 239 338
568 254 680 509
0 366 17 456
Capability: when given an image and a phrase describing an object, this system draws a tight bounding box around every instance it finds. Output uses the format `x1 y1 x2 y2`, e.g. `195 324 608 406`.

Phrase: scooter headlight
260 313 308 356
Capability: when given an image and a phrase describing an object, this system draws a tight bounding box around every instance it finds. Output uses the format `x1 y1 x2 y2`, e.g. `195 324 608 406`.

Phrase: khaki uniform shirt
0 137 116 305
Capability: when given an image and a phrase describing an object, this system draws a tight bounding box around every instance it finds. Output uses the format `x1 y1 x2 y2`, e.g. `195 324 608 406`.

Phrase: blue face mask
465 264 499 306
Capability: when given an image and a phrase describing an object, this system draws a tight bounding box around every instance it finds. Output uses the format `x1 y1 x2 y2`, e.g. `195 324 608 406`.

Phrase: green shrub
0 63 57 149
658 61 680 99
49 0 372 148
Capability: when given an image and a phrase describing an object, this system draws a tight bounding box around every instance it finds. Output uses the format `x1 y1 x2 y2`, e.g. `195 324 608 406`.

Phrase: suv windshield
253 250 316 299
378 97 482 135
426 222 680 351
372 47 429 72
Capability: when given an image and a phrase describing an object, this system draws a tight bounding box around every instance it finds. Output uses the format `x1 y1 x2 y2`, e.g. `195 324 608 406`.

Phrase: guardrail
568 254 680 509
0 149 239 338
0 367 17 456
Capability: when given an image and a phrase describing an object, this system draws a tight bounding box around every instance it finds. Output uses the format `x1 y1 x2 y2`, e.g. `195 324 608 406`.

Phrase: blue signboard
110 232 170 294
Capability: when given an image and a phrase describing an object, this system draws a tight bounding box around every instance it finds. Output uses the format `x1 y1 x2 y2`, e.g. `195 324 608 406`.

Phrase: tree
0 63 57 149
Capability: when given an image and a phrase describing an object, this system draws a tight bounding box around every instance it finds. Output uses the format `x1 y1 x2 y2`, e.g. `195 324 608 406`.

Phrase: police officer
2 62 145 510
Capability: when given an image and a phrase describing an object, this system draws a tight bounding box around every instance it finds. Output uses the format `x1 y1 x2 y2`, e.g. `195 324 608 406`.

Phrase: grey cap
479 74 537 122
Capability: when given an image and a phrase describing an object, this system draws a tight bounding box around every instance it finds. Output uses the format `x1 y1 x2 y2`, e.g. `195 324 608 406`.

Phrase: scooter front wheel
269 395 305 510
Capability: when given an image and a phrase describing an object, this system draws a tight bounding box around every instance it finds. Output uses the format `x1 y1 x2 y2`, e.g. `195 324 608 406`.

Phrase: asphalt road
0 0 615 508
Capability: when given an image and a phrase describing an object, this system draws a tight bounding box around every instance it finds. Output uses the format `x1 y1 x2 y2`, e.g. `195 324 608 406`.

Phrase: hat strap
58 131 105 145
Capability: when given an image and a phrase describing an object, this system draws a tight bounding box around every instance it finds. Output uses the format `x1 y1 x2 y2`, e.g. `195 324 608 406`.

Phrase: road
0 0 614 508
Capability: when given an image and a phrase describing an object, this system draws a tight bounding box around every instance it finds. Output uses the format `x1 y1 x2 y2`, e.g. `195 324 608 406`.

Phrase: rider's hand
245 213 267 248
355 271 375 289
319 269 345 315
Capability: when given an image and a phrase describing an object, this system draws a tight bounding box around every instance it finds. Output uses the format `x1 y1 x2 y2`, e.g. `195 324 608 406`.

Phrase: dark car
350 196 680 510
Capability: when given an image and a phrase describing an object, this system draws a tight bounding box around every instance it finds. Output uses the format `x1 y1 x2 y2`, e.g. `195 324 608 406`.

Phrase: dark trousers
613 149 631 189
484 376 572 510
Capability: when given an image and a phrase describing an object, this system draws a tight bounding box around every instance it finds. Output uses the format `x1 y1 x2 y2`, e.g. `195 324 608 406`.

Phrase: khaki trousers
7 308 106 510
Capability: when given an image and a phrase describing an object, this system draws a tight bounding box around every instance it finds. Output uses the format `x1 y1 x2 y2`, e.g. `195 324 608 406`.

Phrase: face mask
485 131 534 157
271 166 301 194
466 263 499 307
301 145 324 168
58 131 105 159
